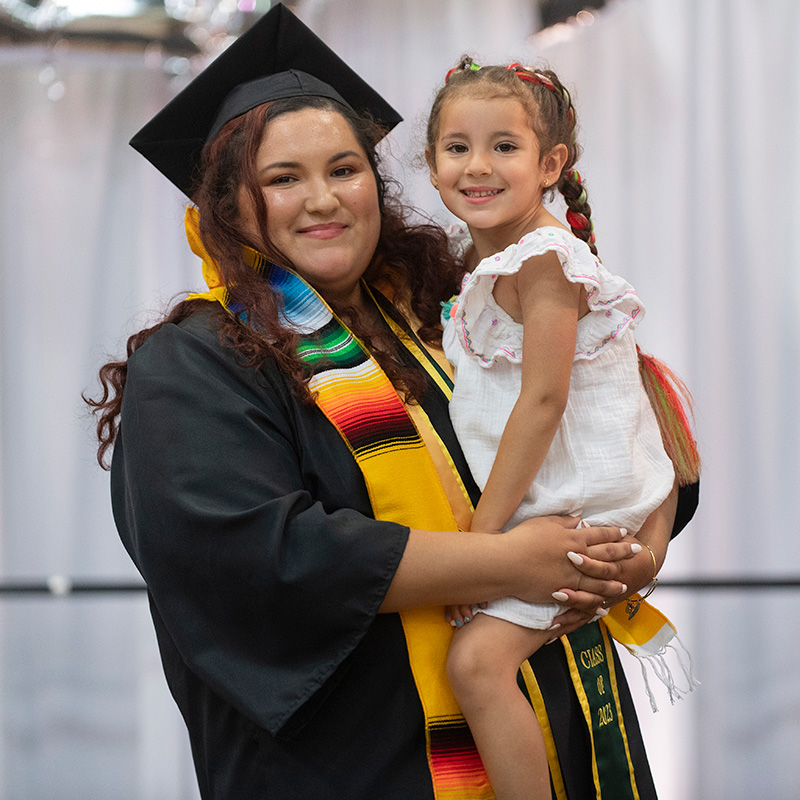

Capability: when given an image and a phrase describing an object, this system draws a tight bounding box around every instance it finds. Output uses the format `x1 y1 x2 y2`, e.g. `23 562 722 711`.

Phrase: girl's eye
445 143 468 154
496 142 517 153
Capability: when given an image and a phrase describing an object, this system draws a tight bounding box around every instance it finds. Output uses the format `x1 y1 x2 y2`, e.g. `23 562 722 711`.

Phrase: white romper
443 227 675 629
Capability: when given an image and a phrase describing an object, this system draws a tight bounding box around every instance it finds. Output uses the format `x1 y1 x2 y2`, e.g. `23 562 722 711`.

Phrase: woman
88 6 697 799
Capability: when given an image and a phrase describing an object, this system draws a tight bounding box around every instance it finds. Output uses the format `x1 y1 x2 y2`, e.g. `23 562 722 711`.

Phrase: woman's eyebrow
259 160 300 174
328 150 363 163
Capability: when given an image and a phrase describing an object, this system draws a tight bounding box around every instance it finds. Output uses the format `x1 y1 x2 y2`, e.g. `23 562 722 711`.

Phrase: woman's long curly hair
86 96 462 468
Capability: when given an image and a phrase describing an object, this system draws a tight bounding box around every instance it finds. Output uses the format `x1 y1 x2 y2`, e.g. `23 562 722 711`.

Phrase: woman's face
242 107 381 307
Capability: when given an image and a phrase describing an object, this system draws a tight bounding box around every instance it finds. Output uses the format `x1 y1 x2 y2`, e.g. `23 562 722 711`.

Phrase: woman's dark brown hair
86 96 462 468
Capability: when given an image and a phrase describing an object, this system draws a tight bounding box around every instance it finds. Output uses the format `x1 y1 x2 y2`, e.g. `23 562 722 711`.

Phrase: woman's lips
460 187 503 204
299 223 347 239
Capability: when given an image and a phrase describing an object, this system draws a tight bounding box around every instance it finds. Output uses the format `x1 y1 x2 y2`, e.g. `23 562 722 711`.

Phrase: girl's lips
460 187 503 204
299 223 347 239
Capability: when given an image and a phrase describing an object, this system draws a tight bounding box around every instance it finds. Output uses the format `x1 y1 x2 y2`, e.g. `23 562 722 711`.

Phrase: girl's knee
447 629 499 694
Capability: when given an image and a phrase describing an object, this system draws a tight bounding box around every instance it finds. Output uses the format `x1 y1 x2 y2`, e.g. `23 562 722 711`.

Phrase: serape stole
184 209 492 799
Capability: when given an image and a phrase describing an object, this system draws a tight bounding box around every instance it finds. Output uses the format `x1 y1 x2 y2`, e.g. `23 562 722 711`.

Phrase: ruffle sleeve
452 227 644 366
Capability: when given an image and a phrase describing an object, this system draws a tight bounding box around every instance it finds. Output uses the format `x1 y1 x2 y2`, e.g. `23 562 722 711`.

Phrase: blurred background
1 0 798 797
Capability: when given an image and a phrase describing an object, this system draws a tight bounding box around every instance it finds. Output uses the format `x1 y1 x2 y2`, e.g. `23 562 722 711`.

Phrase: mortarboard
130 3 403 198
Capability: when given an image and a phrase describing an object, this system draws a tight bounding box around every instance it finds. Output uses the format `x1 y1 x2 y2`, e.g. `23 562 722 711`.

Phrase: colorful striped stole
184 208 492 798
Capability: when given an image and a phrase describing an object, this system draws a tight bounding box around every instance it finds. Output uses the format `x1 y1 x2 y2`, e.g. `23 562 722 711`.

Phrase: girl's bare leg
447 613 553 800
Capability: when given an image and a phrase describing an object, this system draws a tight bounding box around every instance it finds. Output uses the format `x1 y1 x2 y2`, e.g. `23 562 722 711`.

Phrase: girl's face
240 106 381 308
429 93 563 255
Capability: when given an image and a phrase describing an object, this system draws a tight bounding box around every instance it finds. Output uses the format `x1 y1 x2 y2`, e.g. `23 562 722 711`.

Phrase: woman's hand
502 516 637 605
551 483 678 632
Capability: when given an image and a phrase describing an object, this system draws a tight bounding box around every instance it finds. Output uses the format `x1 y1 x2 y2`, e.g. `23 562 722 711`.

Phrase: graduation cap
130 3 403 198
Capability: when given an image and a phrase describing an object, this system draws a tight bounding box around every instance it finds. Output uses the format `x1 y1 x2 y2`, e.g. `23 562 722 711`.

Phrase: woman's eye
269 175 296 186
332 165 355 178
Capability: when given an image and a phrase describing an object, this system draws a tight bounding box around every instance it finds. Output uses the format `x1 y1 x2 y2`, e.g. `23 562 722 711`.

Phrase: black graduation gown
111 305 698 800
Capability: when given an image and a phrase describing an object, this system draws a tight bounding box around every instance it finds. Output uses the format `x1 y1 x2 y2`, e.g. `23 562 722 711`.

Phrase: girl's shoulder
471 226 594 279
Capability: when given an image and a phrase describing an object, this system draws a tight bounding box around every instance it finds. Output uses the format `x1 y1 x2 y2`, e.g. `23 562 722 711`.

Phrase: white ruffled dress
443 227 674 629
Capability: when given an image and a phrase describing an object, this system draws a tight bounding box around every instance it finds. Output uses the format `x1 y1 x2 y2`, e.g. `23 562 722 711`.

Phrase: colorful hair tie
566 209 591 231
445 60 481 83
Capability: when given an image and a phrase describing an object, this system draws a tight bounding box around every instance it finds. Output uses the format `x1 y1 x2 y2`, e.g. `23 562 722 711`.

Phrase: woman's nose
304 178 339 214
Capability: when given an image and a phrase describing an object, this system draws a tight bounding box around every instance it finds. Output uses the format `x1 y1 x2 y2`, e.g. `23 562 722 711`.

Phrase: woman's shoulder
133 303 223 359
129 303 273 387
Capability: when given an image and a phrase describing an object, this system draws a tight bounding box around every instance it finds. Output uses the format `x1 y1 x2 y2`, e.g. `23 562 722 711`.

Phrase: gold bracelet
625 543 659 620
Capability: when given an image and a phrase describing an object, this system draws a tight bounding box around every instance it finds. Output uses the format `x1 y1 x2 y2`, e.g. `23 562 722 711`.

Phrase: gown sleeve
110 310 410 737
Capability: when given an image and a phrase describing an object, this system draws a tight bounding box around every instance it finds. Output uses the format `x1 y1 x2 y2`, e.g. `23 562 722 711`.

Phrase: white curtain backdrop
1 0 799 797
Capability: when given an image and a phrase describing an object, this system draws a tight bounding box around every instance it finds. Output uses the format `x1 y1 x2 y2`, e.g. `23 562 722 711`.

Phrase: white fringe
627 634 700 713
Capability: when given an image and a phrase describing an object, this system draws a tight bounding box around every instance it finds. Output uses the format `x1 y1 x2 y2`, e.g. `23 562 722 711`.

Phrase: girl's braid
508 65 599 257
561 169 598 256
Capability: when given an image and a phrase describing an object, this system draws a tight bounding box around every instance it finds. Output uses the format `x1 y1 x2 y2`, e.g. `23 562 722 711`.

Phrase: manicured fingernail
547 622 561 631
545 637 557 645
552 591 569 602
445 613 451 620
620 528 628 536
621 584 627 593
595 607 609 617
464 617 471 623
450 619 457 627
567 551 584 566
630 543 642 553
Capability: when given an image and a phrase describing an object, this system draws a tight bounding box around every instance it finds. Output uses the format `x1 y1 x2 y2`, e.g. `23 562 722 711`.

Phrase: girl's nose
465 150 492 177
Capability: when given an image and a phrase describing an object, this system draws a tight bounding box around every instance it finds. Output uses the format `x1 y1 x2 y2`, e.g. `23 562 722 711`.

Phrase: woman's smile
298 222 349 239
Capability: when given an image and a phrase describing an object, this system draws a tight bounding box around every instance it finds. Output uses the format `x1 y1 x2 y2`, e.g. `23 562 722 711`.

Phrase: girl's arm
471 250 583 532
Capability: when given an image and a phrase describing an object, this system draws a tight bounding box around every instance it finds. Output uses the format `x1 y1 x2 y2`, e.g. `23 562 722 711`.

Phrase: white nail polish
547 622 561 631
596 607 609 617
620 528 628 536
567 551 584 566
621 584 627 593
631 543 642 553
552 591 569 602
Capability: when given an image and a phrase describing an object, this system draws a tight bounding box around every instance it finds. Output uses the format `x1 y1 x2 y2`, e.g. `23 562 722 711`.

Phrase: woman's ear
425 148 439 190
542 143 569 186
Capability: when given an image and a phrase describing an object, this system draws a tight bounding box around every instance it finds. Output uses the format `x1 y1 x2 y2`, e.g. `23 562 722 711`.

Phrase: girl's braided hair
426 58 598 256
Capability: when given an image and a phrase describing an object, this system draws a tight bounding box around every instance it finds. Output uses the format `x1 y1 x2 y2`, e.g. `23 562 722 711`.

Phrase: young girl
425 60 691 799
